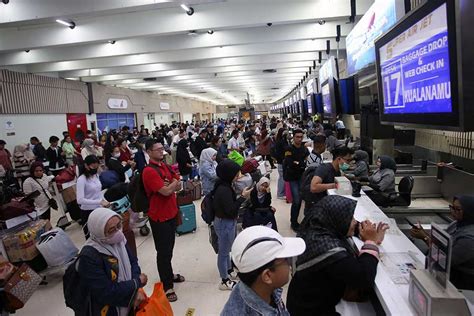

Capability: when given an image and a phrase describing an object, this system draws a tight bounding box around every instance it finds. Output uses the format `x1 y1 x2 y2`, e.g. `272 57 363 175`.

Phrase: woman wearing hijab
81 138 100 160
350 150 370 178
213 159 252 291
287 195 389 315
366 155 397 206
77 155 110 239
411 195 474 290
199 148 218 195
244 176 278 231
176 139 192 181
78 208 148 316
22 162 55 220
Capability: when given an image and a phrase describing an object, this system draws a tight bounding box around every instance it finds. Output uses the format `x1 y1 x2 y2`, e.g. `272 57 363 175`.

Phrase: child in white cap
221 226 306 316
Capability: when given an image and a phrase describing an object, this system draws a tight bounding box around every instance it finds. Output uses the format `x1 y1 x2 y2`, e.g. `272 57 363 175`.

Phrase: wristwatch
423 236 429 242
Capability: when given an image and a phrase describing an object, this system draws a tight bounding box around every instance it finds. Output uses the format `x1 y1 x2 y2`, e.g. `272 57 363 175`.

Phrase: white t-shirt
228 137 240 150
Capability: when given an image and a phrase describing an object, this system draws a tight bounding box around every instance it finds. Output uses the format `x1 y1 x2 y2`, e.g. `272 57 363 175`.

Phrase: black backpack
201 186 217 225
300 166 318 203
128 163 174 213
63 255 91 315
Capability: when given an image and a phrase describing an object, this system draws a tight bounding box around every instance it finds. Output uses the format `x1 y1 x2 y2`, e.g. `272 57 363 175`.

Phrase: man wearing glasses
309 147 354 208
142 139 184 302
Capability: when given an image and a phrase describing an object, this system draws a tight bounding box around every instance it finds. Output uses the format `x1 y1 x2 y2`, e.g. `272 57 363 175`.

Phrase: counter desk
328 189 425 315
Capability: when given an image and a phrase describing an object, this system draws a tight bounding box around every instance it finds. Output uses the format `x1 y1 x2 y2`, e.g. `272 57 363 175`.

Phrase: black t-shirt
283 145 309 181
243 130 255 145
312 163 341 204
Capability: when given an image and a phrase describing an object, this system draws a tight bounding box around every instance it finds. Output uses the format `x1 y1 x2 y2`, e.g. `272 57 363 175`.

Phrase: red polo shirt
142 160 180 222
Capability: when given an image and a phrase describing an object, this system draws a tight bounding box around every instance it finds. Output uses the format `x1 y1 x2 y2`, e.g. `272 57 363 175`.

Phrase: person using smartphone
410 195 474 290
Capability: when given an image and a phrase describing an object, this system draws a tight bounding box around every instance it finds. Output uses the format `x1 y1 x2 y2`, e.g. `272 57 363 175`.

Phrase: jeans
277 164 285 198
289 180 302 225
214 217 237 279
149 218 177 291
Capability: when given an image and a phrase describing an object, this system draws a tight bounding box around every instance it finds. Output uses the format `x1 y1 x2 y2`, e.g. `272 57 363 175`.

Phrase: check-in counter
328 189 426 315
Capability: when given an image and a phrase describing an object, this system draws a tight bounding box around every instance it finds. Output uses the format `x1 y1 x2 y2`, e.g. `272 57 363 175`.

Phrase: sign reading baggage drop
378 3 452 114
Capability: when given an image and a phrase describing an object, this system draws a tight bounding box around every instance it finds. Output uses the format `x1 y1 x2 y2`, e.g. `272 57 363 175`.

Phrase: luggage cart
51 181 73 230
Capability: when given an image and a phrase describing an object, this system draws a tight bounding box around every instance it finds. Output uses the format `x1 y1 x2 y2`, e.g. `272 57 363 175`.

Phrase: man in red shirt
142 139 184 302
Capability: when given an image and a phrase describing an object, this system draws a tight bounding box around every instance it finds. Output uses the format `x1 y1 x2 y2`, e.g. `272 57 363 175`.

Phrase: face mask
102 230 125 245
113 153 121 158
89 168 98 175
339 162 350 171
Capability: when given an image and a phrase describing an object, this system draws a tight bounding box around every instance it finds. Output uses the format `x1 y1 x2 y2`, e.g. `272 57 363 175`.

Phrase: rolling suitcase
176 204 196 235
185 180 202 200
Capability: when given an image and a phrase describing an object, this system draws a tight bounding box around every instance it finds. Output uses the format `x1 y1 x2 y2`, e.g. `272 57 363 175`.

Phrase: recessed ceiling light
24 50 30 53
188 30 198 36
56 19 76 29
267 23 272 27
180 4 194 15
1 0 9 4
207 30 214 34
317 20 326 25
108 40 116 44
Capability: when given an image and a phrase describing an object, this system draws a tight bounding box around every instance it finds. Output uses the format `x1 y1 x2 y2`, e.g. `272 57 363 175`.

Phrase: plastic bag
136 282 174 316
228 150 244 166
36 228 78 267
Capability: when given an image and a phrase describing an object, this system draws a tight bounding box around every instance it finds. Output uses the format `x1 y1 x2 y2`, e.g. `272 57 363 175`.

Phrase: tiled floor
17 174 448 316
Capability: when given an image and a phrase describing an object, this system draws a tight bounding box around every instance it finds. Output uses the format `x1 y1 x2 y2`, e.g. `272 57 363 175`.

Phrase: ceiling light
56 19 76 29
207 30 214 35
180 4 194 16
1 0 8 3
266 23 272 27
108 40 116 44
317 20 326 25
188 30 198 36
24 50 30 53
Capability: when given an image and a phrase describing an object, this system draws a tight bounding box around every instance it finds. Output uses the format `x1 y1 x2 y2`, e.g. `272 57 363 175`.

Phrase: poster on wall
107 98 128 109
378 3 452 114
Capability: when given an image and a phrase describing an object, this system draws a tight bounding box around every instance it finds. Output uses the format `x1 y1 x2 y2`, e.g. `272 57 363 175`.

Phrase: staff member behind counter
411 195 474 290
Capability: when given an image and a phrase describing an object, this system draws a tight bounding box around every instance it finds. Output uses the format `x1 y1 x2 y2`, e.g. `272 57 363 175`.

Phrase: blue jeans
277 164 285 198
289 180 302 225
214 217 237 279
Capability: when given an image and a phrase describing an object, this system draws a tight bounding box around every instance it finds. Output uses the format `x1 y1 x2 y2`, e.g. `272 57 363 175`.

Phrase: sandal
165 289 178 302
172 274 185 283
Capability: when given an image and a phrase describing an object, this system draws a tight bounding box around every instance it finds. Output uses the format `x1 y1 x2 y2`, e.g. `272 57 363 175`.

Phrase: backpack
241 158 259 174
128 163 174 213
300 166 318 203
99 170 120 189
201 186 217 225
63 255 91 315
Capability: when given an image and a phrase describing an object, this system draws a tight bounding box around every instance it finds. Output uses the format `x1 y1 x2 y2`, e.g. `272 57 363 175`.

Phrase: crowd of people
0 115 473 315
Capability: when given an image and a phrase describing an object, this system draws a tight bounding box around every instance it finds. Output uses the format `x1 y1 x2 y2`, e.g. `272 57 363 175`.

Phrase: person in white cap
221 226 306 316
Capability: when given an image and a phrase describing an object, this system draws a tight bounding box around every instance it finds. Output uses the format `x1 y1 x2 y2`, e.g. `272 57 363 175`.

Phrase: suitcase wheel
139 226 150 236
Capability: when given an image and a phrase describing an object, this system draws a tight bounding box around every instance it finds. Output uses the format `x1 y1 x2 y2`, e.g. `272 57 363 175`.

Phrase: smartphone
405 218 417 228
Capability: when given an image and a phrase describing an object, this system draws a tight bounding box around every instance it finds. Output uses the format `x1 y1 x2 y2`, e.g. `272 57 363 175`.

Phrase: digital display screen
428 223 452 288
307 95 313 114
411 282 428 315
322 83 332 115
378 3 452 114
346 0 401 75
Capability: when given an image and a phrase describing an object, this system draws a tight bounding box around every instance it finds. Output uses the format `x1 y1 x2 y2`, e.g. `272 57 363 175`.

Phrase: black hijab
378 155 397 172
296 195 357 272
455 195 474 226
176 139 190 160
216 159 241 184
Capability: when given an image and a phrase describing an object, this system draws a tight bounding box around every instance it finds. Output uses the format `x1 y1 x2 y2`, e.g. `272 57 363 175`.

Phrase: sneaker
228 270 239 281
219 279 236 291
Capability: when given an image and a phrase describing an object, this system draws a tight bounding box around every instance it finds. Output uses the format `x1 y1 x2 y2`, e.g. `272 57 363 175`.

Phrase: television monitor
322 83 332 116
314 93 324 115
307 94 315 115
375 0 474 131
346 0 406 76
339 76 359 114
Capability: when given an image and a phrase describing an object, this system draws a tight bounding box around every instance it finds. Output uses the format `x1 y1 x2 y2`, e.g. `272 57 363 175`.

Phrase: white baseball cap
231 226 306 273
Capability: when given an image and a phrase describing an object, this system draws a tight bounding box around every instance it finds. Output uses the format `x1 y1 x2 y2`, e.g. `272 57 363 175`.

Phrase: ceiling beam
0 0 371 52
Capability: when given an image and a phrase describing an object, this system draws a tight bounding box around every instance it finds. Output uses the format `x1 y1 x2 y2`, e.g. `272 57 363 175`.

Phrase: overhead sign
306 78 315 95
319 56 338 85
107 98 128 109
378 3 452 114
160 102 170 110
346 0 404 75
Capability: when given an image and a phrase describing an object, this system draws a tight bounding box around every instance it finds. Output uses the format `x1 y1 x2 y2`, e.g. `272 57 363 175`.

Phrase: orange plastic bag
136 282 174 316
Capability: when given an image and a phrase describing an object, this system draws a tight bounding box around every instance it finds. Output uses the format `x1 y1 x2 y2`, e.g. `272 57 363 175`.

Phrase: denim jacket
200 161 218 195
221 282 290 316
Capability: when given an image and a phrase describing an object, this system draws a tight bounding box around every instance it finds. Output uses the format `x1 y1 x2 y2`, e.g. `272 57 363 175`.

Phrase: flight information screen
378 3 452 114
322 83 332 115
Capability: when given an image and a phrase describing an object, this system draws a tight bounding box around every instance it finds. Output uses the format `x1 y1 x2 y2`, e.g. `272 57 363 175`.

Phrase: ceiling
0 0 374 106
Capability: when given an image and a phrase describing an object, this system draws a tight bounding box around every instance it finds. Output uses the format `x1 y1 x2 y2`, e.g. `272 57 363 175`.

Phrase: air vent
271 87 280 90
262 69 277 73
143 77 157 82
194 91 207 94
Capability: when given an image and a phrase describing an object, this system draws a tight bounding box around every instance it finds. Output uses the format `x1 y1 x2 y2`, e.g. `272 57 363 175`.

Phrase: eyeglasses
449 205 462 212
106 221 123 235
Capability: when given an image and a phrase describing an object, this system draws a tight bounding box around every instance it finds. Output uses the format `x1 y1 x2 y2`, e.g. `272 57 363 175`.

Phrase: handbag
208 224 219 254
36 228 79 267
4 263 43 310
176 189 193 206
0 261 17 287
33 178 58 210
136 282 174 316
